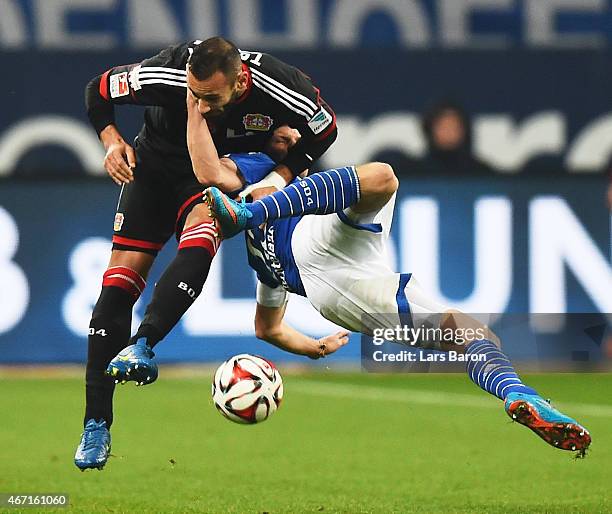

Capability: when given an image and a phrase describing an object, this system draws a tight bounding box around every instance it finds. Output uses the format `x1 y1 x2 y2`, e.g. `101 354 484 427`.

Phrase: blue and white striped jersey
227 152 306 295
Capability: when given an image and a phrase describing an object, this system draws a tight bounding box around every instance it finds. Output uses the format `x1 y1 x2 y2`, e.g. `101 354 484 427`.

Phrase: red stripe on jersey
235 63 252 104
112 235 163 250
99 69 111 100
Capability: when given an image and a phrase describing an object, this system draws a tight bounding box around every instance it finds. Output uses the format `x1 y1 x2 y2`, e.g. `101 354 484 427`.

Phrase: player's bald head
189 37 242 82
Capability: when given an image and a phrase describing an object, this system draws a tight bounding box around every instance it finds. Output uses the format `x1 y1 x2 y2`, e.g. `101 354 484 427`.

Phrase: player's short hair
189 37 242 82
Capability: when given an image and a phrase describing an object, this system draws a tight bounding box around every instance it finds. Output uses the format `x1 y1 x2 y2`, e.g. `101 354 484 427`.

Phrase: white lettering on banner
399 197 512 315
525 0 606 49
0 0 27 48
529 198 612 315
3 0 612 50
1 112 611 176
321 112 573 174
0 116 105 177
127 0 181 48
474 112 566 173
0 207 29 334
62 238 143 337
33 0 117 50
182 246 341 336
329 0 431 48
438 0 513 48
565 114 612 172
186 0 219 42
228 0 317 49
321 113 425 169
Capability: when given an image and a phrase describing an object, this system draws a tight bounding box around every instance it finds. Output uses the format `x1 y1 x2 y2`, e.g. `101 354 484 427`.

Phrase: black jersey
86 41 337 175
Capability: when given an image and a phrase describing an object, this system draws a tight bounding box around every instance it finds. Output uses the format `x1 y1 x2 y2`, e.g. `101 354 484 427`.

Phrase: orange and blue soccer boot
204 187 252 239
505 392 591 457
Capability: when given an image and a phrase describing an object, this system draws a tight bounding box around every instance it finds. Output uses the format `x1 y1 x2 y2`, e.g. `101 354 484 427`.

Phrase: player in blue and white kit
202 129 592 457
102 113 591 459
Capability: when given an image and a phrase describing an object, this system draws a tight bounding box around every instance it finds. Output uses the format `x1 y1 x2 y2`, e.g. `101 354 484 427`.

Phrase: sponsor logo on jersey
246 226 290 291
110 72 130 98
114 213 124 232
307 107 333 134
243 114 273 132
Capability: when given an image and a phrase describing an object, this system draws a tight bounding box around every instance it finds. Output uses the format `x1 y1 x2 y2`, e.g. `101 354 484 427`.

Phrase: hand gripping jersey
86 41 337 175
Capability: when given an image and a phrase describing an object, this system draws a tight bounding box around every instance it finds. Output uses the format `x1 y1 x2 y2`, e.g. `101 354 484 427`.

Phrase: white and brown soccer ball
212 354 283 424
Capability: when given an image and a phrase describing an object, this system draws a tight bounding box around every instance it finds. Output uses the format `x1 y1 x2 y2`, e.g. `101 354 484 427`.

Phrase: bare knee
441 309 501 349
107 250 155 279
376 162 399 195
184 203 213 229
357 161 398 191
354 162 399 211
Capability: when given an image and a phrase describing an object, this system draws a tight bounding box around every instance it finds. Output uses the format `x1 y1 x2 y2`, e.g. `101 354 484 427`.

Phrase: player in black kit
75 37 337 470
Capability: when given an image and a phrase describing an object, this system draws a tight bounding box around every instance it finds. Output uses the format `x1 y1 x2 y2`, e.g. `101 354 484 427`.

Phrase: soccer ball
212 354 283 424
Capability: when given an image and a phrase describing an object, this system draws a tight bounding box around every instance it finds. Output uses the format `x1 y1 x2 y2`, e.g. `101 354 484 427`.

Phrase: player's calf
398 275 591 455
84 264 148 427
132 218 219 347
439 309 501 351
464 339 591 455
206 164 361 238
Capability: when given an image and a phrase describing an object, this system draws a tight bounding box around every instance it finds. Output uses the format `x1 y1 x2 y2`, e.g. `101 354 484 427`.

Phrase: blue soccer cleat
505 392 591 457
106 339 158 386
74 419 111 471
204 187 253 239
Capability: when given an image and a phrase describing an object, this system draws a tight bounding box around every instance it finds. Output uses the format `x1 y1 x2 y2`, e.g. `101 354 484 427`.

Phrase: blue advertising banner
0 176 609 364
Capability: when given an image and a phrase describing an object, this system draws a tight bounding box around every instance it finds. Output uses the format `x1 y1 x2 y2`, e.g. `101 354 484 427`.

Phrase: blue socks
465 339 538 400
245 166 360 229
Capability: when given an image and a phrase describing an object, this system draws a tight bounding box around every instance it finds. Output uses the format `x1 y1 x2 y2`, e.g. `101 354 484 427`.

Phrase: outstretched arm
254 282 349 359
186 89 245 192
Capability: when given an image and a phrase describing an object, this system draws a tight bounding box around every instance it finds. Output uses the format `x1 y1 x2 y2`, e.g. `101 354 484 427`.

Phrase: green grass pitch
0 371 611 513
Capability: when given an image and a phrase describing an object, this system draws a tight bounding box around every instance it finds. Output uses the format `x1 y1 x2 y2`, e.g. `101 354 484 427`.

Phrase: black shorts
111 139 205 255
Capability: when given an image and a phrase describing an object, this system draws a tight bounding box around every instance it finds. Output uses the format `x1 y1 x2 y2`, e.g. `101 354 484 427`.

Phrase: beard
201 84 245 119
